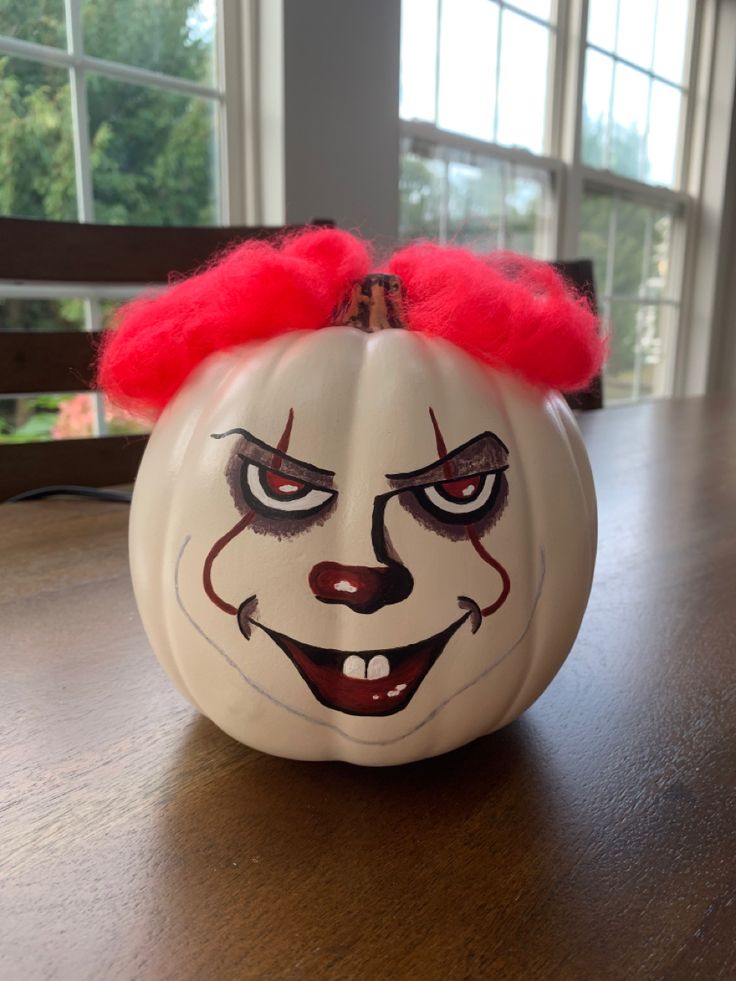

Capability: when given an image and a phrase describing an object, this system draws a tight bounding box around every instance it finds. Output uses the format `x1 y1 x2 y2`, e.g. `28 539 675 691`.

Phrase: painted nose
309 561 413 614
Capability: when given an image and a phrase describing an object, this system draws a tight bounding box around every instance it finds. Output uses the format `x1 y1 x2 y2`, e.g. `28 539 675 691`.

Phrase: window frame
398 0 709 403
0 0 234 225
0 0 241 440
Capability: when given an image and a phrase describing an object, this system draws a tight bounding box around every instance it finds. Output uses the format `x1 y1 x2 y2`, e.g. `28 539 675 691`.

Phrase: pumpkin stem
336 274 407 332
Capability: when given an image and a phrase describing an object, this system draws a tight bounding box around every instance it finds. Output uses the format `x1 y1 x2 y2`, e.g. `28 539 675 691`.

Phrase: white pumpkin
129 278 596 766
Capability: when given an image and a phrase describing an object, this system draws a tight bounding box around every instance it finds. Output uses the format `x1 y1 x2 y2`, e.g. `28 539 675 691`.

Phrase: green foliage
0 0 215 226
0 0 67 50
0 1 215 442
0 394 63 444
400 153 442 239
400 152 541 255
0 297 85 332
81 0 212 82
0 55 77 220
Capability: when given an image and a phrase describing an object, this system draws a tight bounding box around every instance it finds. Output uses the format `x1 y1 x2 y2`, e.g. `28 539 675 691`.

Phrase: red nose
309 561 413 614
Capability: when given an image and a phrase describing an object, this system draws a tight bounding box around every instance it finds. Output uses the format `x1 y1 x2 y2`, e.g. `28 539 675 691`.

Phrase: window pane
617 0 656 71
87 75 217 225
582 49 613 169
610 63 648 180
399 150 445 240
0 57 77 220
507 0 552 21
0 393 146 444
400 0 438 122
102 396 148 436
646 82 680 187
447 158 504 252
605 302 675 402
612 198 648 296
653 0 690 84
579 192 613 291
400 142 551 257
587 0 617 52
496 10 549 154
0 298 86 332
81 0 216 85
0 0 67 48
437 0 498 141
579 193 677 304
647 211 674 299
0 393 96 443
506 168 551 255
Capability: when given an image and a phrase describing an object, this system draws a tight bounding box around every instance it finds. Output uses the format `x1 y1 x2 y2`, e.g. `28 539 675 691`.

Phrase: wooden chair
553 258 603 411
0 217 332 500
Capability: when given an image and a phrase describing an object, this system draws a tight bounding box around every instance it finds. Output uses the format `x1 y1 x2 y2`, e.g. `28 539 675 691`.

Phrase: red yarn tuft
99 228 604 417
388 244 605 393
98 228 372 417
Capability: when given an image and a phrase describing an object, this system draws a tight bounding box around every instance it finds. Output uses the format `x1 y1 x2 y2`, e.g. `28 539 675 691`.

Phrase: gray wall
283 0 401 247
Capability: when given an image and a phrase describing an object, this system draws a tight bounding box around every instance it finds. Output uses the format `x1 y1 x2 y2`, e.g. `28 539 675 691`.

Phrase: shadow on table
139 713 577 978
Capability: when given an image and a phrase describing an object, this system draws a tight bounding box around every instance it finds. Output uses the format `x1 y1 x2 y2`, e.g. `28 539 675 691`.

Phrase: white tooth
367 655 390 680
343 655 365 679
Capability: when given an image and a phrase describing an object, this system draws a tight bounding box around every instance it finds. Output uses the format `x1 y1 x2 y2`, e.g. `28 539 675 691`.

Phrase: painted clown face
130 327 596 765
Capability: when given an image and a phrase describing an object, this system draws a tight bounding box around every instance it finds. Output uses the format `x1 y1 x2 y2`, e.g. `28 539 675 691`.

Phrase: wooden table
2 395 735 980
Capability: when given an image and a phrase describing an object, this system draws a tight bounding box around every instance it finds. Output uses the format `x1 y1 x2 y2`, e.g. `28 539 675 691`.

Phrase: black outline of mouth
239 609 470 717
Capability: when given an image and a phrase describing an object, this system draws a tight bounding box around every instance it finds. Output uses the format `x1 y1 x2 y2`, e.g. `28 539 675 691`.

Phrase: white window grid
399 0 700 402
591 190 683 399
418 0 558 152
0 0 235 437
400 135 555 257
584 0 693 189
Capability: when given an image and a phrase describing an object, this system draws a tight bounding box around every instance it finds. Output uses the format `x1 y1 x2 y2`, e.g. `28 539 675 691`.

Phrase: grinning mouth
242 613 471 716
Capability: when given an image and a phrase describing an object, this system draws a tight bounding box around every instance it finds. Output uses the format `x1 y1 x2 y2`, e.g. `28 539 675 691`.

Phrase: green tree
399 152 443 240
0 0 215 442
0 0 215 227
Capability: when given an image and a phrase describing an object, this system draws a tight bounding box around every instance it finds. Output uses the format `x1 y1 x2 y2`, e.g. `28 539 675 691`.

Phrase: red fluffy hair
99 227 604 417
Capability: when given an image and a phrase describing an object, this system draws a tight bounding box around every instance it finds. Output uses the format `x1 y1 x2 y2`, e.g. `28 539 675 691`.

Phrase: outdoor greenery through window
400 140 553 255
0 0 220 444
399 0 694 404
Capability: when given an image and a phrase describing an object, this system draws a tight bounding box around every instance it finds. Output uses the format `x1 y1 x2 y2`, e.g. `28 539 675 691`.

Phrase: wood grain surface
1 396 735 981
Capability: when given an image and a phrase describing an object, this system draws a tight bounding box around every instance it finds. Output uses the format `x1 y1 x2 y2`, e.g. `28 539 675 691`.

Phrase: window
400 141 553 255
0 0 224 444
399 0 697 404
583 0 690 186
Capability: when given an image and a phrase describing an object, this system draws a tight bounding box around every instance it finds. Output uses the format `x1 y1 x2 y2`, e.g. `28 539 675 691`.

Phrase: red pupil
265 470 304 496
441 475 480 500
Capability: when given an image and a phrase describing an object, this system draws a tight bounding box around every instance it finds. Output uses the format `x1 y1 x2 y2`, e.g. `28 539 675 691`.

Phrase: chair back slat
0 217 332 499
0 331 97 394
1 436 147 500
0 217 332 283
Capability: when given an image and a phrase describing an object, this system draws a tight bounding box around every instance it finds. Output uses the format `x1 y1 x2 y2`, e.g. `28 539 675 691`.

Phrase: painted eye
414 469 506 525
240 460 335 518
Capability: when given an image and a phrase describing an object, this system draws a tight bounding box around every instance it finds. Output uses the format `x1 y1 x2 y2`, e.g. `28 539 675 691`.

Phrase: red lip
252 615 469 716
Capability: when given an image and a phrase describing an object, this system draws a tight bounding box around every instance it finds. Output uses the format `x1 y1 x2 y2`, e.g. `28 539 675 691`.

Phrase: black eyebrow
211 428 336 477
386 431 509 481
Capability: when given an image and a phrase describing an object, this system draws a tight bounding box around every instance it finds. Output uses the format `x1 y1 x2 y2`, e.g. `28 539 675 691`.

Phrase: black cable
5 485 132 504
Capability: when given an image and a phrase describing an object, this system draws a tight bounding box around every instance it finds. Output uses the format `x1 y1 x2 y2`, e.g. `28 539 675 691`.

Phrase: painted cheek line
429 406 511 618
203 512 254 614
205 407 295 614
466 526 511 616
